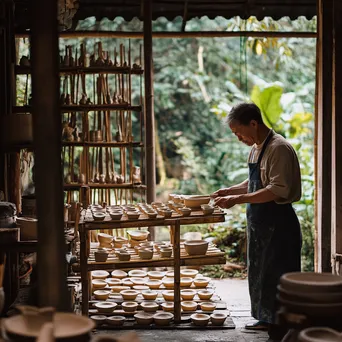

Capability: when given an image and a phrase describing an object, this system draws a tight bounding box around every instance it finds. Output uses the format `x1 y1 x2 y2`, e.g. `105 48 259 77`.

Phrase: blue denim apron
247 132 302 323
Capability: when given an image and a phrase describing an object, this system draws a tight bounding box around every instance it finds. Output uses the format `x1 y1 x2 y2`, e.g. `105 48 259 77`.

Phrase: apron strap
257 130 274 164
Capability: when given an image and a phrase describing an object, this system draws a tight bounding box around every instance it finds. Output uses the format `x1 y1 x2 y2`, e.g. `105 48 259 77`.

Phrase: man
211 103 302 341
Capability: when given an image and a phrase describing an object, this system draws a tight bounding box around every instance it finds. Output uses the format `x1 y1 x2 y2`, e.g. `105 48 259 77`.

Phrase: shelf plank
64 183 147 190
13 104 142 113
62 141 143 147
15 65 144 75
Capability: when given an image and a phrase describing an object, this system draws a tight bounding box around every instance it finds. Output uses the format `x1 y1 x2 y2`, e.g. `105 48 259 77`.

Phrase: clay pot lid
281 272 342 292
4 313 95 338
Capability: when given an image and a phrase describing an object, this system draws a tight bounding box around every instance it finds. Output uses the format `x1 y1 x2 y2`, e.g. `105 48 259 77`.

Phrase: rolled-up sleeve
265 145 301 203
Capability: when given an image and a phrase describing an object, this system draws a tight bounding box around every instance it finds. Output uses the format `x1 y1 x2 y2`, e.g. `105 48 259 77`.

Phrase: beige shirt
248 130 302 204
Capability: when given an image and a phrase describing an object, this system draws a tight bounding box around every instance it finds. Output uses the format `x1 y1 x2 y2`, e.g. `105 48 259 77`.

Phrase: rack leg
80 226 89 316
173 221 181 323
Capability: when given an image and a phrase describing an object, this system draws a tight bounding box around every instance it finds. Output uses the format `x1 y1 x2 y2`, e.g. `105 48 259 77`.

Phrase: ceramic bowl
147 211 158 219
194 277 211 288
160 248 173 258
165 271 175 278
200 302 217 312
92 270 109 280
105 278 121 286
98 233 113 246
111 270 127 279
140 241 154 248
94 290 111 300
183 195 210 208
91 279 107 290
153 312 173 326
210 313 227 326
142 290 158 300
126 211 140 220
181 289 197 300
118 252 131 261
163 278 174 289
93 213 106 221
120 289 139 301
298 327 342 342
159 209 173 218
94 302 117 314
120 278 133 288
129 238 147 248
138 248 153 260
130 277 147 286
148 271 166 279
151 201 164 208
106 315 125 326
127 230 150 241
180 277 193 287
92 279 107 289
197 289 214 300
110 285 130 293
162 290 174 301
179 207 191 216
94 251 108 262
128 270 147 278
134 312 154 325
146 279 162 289
141 301 159 313
161 302 174 312
121 301 138 313
191 313 210 326
181 301 198 312
180 269 198 278
90 315 107 327
133 285 149 291
184 240 209 256
201 204 215 215
109 211 123 221
114 248 127 256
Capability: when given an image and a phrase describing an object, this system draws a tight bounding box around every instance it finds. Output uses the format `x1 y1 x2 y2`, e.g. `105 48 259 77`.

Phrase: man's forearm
235 188 278 204
228 179 249 195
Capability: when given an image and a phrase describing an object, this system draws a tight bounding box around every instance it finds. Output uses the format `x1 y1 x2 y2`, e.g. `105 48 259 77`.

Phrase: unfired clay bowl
191 313 210 326
184 240 209 256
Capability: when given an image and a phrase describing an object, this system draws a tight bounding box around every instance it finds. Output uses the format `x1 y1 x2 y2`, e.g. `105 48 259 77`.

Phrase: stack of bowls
276 272 342 330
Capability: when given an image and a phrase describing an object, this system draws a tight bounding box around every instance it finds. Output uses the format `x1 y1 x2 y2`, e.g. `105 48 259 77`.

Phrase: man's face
229 120 257 146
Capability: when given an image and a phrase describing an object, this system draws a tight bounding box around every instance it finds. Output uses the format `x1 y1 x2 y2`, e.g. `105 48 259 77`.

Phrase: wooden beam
331 0 342 272
31 0 69 310
316 0 333 272
15 31 317 39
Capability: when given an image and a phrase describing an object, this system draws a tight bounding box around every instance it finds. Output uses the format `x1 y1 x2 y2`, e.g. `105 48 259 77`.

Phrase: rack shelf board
64 183 147 190
13 104 142 113
15 65 144 75
62 141 143 147
85 255 226 271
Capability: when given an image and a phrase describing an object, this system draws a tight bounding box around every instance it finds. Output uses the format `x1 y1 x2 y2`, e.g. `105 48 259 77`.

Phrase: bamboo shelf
15 65 144 75
79 210 227 324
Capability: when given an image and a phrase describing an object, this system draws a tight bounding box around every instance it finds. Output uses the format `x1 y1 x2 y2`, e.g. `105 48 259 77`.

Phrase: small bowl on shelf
126 211 140 220
130 277 147 286
98 233 113 246
210 313 227 326
165 271 174 277
147 211 158 219
184 240 209 256
178 207 191 217
93 213 106 221
94 290 111 300
127 230 150 241
191 313 210 327
158 209 173 218
110 285 130 293
92 270 109 280
106 315 125 326
180 269 198 278
161 302 174 312
139 241 154 249
90 315 107 327
94 249 109 262
160 247 173 258
200 204 214 215
194 277 211 288
153 312 173 326
120 289 139 301
146 279 162 289
121 278 134 287
162 278 174 289
133 285 149 291
109 211 123 221
138 248 153 260
148 271 166 279
162 290 174 301
105 278 122 286
200 302 217 312
92 279 107 290
118 252 131 262
94 302 117 314
111 270 127 279
122 301 138 313
181 289 197 300
181 301 198 312
142 290 158 300
180 277 193 287
197 289 214 300
183 195 210 208
141 301 159 313
134 312 154 325
128 270 147 277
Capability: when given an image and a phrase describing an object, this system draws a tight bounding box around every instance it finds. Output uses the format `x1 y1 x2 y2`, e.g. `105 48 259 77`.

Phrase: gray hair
225 102 264 126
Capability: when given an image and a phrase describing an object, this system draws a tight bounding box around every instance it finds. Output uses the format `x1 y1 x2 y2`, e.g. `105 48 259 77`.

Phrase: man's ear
250 120 258 128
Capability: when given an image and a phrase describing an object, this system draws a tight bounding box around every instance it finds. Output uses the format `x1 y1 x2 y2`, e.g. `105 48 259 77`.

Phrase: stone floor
97 278 269 342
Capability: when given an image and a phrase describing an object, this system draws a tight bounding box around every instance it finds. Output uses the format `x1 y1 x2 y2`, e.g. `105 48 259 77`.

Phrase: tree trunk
155 124 167 186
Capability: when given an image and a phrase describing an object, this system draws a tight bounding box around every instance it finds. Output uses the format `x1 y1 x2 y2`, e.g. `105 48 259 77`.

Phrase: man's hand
214 195 239 209
210 188 229 199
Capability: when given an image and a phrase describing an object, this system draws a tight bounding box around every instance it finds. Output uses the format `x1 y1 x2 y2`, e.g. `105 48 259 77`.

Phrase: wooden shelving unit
79 209 227 324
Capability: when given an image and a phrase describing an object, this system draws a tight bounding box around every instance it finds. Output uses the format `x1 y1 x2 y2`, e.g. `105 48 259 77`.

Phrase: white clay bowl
111 270 127 279
92 270 109 280
121 301 138 313
191 313 210 326
210 313 227 326
163 278 175 289
181 301 198 312
94 302 117 314
181 289 197 300
198 290 214 300
106 316 125 326
127 230 150 241
180 277 193 287
146 279 162 289
194 277 211 288
93 290 111 300
90 315 107 327
92 279 107 289
134 312 154 325
141 302 159 313
105 278 122 286
120 289 139 301
180 269 198 278
162 290 174 301
161 302 174 312
142 290 158 300
153 312 173 326
148 271 166 279
128 270 147 278
200 302 217 312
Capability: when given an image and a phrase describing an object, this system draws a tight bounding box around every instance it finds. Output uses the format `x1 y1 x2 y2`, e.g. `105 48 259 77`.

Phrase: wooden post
316 0 333 272
80 224 89 316
144 0 156 240
331 0 342 273
31 0 69 309
173 221 181 323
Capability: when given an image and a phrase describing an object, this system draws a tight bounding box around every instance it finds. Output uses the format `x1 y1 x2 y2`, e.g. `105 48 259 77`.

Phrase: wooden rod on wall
15 30 317 39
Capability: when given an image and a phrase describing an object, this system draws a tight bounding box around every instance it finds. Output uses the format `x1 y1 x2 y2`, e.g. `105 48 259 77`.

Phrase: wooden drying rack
79 209 226 323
